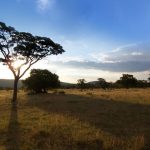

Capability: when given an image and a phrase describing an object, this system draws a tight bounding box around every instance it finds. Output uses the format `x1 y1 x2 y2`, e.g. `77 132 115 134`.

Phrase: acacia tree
0 21 64 103
97 78 108 90
77 79 86 90
118 74 137 88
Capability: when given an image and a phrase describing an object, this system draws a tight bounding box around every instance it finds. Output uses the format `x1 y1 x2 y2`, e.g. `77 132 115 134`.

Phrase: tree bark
12 77 19 104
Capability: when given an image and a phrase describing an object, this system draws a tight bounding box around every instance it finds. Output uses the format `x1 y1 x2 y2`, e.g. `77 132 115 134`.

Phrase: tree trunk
12 77 19 104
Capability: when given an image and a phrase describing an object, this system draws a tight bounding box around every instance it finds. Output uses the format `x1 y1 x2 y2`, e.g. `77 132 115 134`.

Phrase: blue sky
0 0 150 82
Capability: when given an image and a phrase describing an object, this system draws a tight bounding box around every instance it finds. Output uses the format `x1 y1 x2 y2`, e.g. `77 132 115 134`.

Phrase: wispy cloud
36 0 54 10
131 52 143 56
112 43 137 52
90 43 150 63
49 55 85 63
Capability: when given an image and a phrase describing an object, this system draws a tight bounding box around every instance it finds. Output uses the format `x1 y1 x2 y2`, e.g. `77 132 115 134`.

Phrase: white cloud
48 55 85 63
131 52 143 56
112 43 137 52
57 68 123 83
44 42 150 78
90 43 150 63
36 0 54 10
16 0 54 11
90 53 120 63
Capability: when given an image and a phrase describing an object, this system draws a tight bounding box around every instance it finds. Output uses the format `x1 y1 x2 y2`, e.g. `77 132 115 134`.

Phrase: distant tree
137 80 148 88
77 79 86 90
148 74 150 87
117 74 137 88
23 69 60 93
97 78 108 90
0 21 64 103
148 74 150 83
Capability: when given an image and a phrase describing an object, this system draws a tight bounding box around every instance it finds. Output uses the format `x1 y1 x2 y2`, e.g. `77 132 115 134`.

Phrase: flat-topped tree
0 21 65 103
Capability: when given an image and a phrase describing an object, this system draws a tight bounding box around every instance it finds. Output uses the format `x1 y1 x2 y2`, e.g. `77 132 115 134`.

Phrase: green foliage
23 69 60 93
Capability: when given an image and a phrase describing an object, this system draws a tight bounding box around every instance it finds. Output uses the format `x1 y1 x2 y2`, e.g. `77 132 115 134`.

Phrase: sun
0 59 29 79
12 59 24 69
0 63 30 79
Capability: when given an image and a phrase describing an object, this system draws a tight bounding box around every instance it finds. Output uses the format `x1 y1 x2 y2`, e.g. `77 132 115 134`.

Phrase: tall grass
0 89 150 150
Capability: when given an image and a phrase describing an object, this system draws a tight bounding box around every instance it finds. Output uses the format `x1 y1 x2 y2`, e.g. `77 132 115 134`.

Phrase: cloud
52 60 150 72
16 0 54 11
49 55 85 63
49 42 150 73
36 0 54 10
90 43 150 63
111 43 137 52
131 52 143 56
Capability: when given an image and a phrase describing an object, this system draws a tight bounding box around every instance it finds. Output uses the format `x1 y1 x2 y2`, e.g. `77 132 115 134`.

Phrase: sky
0 0 150 83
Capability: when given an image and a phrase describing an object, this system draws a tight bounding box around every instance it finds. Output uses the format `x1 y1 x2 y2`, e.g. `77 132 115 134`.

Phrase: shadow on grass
26 93 150 149
6 104 20 150
32 130 104 150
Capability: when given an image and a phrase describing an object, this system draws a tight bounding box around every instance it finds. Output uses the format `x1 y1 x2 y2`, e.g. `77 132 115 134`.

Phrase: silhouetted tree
77 79 86 90
117 74 137 88
97 78 108 90
23 69 60 93
148 74 150 83
148 74 150 87
0 21 64 103
137 80 148 88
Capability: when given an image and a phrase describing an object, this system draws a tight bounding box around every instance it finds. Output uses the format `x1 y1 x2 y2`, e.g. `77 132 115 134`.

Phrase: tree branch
19 58 40 79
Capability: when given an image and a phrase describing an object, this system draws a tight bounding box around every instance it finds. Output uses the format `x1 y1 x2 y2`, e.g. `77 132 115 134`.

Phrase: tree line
22 69 150 93
77 74 150 90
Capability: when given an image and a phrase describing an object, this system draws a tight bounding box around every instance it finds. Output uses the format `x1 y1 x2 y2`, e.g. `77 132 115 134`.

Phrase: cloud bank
49 43 150 73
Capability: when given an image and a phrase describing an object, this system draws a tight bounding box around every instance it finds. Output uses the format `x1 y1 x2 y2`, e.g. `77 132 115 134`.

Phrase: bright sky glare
0 0 150 83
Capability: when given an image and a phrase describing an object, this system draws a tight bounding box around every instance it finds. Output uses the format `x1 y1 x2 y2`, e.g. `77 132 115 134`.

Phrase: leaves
23 69 60 93
0 21 65 78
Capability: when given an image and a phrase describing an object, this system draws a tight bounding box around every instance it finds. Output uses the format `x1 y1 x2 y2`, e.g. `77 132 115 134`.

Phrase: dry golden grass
0 88 150 150
63 88 150 104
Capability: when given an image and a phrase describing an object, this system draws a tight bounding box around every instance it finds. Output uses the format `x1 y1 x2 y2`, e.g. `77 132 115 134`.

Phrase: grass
0 88 150 150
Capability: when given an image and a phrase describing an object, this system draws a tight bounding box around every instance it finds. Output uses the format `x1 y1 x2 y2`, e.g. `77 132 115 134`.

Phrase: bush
23 69 60 93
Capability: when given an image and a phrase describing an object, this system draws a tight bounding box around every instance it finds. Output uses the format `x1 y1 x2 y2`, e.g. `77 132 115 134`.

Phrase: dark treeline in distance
76 74 150 90
0 73 150 91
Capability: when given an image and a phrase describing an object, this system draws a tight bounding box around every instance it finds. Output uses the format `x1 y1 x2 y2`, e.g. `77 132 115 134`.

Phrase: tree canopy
23 69 60 93
0 21 64 102
97 78 108 89
116 74 137 88
77 79 86 90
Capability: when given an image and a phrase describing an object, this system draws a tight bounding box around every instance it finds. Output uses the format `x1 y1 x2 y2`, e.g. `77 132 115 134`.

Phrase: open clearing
0 88 150 150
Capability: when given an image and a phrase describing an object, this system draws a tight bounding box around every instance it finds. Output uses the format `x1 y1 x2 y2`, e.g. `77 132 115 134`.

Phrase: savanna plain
0 88 150 150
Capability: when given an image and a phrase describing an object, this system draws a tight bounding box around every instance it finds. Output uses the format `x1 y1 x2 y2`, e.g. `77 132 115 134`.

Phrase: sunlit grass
0 88 150 150
63 88 150 104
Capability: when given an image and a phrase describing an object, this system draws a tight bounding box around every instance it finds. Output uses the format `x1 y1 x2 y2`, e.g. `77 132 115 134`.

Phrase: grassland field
0 88 150 150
